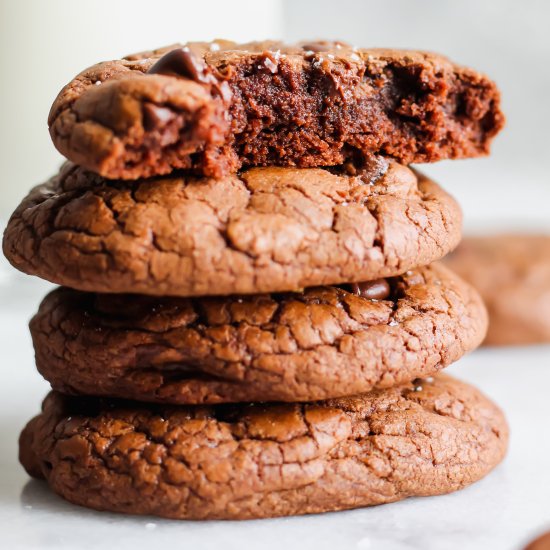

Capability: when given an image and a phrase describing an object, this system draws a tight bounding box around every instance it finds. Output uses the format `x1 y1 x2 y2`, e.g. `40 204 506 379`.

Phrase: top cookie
49 40 504 179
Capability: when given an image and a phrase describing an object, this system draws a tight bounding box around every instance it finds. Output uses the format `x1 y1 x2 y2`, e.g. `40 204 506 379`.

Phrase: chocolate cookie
30 264 487 404
3 159 462 297
525 532 550 550
445 235 550 345
20 374 508 520
49 40 504 180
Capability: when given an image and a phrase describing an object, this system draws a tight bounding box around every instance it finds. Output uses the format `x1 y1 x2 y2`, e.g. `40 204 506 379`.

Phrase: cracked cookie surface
19 374 508 520
48 40 504 179
30 263 487 404
445 235 550 345
3 159 461 296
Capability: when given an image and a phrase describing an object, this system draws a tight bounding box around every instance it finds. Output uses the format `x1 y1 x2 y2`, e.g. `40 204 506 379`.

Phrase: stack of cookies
3 40 508 520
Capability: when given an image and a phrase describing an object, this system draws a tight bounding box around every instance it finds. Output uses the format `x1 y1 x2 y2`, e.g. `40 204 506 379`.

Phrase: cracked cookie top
3 158 462 296
30 263 487 403
19 374 508 520
48 40 504 179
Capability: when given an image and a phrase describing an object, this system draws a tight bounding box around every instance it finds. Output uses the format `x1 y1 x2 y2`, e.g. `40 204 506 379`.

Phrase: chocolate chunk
146 47 231 103
142 103 176 131
332 154 390 183
147 47 212 84
348 279 391 300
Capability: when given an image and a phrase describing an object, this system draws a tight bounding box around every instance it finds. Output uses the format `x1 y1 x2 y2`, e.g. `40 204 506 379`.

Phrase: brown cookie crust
445 235 550 346
20 375 508 520
3 160 461 297
30 264 487 404
49 40 504 179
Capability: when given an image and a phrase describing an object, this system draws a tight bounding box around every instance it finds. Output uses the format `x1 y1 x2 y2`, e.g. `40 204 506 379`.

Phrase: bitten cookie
20 374 508 520
445 235 550 345
30 264 487 404
3 158 462 297
49 40 504 179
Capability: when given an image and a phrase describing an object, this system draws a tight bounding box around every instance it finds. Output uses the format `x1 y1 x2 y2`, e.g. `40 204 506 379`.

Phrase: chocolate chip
348 279 391 300
146 47 231 102
147 48 210 84
142 103 176 131
357 155 390 184
327 155 389 183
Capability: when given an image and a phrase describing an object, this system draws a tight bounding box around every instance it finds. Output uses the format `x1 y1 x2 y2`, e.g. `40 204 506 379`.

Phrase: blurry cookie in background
445 235 550 346
524 530 550 550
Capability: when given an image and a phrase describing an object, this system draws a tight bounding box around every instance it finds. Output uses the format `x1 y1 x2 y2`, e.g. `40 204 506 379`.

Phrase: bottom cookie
20 374 507 520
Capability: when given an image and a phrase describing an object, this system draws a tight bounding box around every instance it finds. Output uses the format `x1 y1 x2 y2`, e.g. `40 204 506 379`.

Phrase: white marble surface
1 254 550 550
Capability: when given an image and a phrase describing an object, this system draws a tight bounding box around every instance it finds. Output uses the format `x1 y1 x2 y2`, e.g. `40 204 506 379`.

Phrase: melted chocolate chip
412 377 427 392
142 103 176 131
356 155 390 184
147 48 212 84
328 154 389 185
347 279 391 300
147 48 232 102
